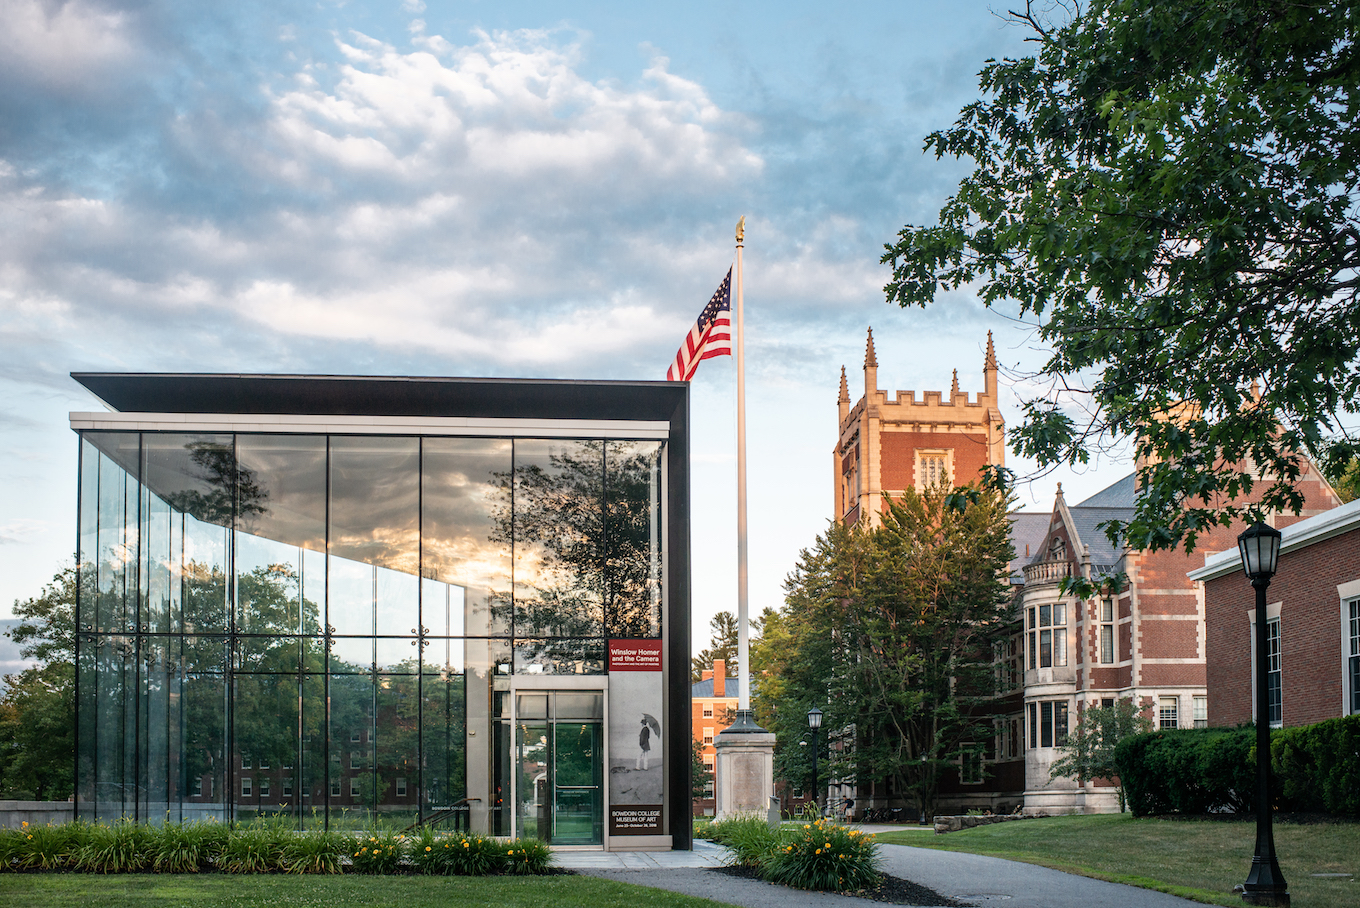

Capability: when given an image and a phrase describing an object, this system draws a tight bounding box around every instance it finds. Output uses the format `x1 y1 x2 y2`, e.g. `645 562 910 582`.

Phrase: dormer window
1048 537 1067 562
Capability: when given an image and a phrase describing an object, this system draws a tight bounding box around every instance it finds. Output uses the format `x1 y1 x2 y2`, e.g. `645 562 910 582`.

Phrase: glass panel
376 637 421 674
182 668 226 822
78 438 100 636
376 566 419 639
141 485 172 634
328 557 374 638
234 673 300 823
517 693 548 719
330 637 373 674
143 434 233 634
1040 701 1053 748
605 441 664 638
375 675 419 824
1039 629 1052 668
554 692 603 720
516 721 550 840
513 440 604 637
76 634 98 818
236 634 300 674
421 664 467 821
97 436 138 633
329 672 375 826
514 638 605 675
420 579 466 638
138 635 178 822
1038 605 1051 628
330 436 419 637
422 438 512 637
300 674 327 826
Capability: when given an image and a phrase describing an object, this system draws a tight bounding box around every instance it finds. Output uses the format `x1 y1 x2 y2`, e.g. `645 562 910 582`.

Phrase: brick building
1191 499 1360 728
829 338 1341 815
835 329 1005 527
690 659 739 816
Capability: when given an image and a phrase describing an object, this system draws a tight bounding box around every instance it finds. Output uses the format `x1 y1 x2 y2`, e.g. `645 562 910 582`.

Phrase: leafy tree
1048 699 1153 812
691 610 739 684
691 736 711 803
883 0 1360 552
769 483 1014 819
0 566 76 800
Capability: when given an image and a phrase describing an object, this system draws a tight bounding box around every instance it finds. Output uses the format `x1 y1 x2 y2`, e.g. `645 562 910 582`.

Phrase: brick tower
834 329 1005 526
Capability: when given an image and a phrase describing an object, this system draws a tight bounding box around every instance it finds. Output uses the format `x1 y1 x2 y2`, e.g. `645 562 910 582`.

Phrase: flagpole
735 216 750 714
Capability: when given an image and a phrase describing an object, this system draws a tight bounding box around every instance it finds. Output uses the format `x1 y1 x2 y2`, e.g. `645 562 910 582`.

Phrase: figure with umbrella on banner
636 713 661 771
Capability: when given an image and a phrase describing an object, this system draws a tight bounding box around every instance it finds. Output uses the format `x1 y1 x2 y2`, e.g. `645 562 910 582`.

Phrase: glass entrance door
513 692 603 845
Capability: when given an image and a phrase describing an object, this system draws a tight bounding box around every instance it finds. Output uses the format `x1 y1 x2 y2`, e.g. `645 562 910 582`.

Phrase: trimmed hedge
1115 715 1360 818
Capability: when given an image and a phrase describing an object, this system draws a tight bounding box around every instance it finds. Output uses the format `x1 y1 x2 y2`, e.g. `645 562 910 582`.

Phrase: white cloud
0 0 136 92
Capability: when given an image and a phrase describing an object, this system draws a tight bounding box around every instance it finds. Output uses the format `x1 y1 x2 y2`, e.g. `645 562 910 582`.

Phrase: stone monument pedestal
713 710 775 820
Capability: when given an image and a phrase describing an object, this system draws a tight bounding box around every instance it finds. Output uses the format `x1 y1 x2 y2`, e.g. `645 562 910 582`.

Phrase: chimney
713 659 726 697
701 669 713 682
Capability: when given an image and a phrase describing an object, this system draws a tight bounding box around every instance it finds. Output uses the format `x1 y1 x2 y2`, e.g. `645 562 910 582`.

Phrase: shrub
763 818 880 892
503 838 552 874
282 827 346 874
692 818 716 841
1272 714 1360 816
443 832 505 875
71 820 154 873
1117 717 1360 818
347 830 405 874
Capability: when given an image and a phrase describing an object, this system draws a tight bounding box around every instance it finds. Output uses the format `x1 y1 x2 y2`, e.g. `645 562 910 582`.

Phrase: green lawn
0 874 731 908
875 814 1359 908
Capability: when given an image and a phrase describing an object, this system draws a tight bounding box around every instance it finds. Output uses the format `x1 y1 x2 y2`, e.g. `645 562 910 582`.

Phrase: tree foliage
691 610 739 684
762 483 1014 818
1047 698 1152 812
883 0 1360 552
0 566 77 800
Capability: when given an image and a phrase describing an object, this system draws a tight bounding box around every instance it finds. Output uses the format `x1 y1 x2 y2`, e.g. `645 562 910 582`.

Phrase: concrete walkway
563 833 1211 908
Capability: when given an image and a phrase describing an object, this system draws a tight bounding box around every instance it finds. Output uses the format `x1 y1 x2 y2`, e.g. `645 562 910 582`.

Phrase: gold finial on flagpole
735 216 745 245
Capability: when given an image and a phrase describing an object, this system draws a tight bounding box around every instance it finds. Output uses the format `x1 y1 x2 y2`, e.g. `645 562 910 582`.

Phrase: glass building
70 374 690 850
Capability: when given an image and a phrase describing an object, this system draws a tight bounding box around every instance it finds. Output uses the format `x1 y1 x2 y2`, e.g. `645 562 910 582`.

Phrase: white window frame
1100 596 1116 664
1193 696 1208 728
915 449 953 492
396 778 407 797
1248 602 1283 728
258 778 270 799
241 777 252 798
1159 696 1179 730
350 778 361 799
1341 588 1360 716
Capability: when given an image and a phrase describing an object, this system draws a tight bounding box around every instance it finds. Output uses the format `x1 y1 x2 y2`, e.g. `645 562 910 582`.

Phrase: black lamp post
807 707 823 815
1237 522 1289 907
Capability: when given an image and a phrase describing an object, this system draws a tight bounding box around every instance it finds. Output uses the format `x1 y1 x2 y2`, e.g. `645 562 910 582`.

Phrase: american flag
666 267 732 381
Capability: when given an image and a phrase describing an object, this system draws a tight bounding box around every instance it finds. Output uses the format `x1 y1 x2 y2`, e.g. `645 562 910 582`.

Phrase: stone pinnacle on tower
863 327 878 398
951 369 961 400
838 365 850 423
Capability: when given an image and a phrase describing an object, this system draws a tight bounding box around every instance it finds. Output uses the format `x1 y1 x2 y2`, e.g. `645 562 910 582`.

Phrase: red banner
608 639 662 671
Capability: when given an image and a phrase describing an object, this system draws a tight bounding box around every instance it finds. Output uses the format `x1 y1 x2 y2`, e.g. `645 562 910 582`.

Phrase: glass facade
75 431 664 832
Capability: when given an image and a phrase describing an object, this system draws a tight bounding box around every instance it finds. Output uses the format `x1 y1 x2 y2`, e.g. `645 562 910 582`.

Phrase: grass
875 813 1360 908
0 873 733 908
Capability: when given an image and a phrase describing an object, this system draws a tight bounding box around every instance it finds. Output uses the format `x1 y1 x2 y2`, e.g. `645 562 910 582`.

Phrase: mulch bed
709 864 966 907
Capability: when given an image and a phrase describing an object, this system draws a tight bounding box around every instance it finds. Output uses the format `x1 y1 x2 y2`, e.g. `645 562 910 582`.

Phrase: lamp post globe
807 708 823 815
1237 521 1288 907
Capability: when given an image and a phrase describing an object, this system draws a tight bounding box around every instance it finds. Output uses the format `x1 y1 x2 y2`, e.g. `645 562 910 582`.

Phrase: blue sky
0 0 1132 635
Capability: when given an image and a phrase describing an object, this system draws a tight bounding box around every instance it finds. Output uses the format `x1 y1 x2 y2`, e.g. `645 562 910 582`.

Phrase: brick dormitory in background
830 331 1343 816
68 372 693 851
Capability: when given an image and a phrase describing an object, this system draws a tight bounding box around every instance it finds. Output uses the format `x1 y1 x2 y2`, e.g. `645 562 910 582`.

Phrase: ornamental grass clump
281 827 346 874
71 820 154 873
503 838 552 875
151 819 227 873
16 821 82 871
444 832 504 875
347 831 405 874
763 818 880 892
711 815 781 870
219 822 287 873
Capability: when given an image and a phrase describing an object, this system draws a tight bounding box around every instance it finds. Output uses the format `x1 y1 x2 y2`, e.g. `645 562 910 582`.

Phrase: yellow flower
825 843 831 848
426 846 432 852
803 824 810 829
21 822 27 827
815 848 822 854
463 842 469 847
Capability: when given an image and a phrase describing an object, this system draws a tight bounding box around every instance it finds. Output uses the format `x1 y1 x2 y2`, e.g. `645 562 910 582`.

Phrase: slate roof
690 676 753 698
1074 473 1136 509
1007 512 1052 583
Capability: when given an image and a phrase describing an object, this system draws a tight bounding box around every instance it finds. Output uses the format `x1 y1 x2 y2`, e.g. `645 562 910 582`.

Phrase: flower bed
698 814 881 893
0 819 555 875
